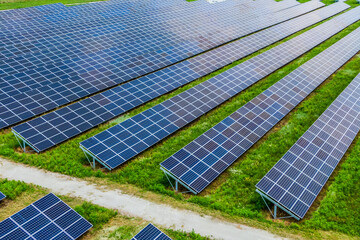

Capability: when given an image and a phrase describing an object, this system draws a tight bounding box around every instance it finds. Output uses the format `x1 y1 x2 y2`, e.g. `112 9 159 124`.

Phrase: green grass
74 202 118 231
166 230 210 240
1 0 360 238
0 179 34 200
108 226 138 240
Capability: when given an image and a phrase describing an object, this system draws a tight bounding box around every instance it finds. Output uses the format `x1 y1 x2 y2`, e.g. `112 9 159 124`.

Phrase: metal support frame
12 130 39 153
80 145 112 171
256 189 300 220
160 167 198 195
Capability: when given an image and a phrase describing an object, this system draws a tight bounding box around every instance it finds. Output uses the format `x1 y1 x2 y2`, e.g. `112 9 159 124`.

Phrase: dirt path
0 158 284 240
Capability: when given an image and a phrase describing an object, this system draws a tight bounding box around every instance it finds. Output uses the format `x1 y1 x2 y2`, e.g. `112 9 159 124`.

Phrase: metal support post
256 189 300 220
160 167 198 195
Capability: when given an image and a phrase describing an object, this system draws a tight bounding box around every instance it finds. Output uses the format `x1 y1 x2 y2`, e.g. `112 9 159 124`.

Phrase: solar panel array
160 26 360 194
1 1 323 132
0 193 92 239
0 0 302 77
11 3 350 152
1 0 280 73
0 0 216 34
0 0 261 61
2 0 297 36
132 224 172 240
256 73 360 219
79 6 360 170
0 3 66 22
1 0 236 32
0 191 5 201
0 0 295 79
0 1 277 82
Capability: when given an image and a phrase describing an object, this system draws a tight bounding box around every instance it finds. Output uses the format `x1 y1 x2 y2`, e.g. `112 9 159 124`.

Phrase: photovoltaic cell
0 0 282 62
256 73 360 219
0 0 186 24
0 0 204 30
0 0 280 80
0 193 92 239
0 0 311 110
160 26 360 194
5 0 263 28
0 3 66 23
78 7 360 170
0 0 232 33
0 191 5 201
131 224 172 240
10 3 350 152
1 1 323 131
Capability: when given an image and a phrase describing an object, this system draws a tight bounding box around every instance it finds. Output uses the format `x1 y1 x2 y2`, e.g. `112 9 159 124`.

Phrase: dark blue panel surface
257 73 360 219
78 7 359 170
161 27 360 194
132 223 172 240
8 3 349 152
2 1 324 133
10 4 354 153
0 191 5 201
0 193 92 240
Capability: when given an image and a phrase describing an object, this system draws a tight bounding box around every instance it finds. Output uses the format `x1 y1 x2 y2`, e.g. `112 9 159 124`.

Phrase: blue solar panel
10 3 350 152
160 27 360 194
10 3 349 153
0 191 6 201
132 224 172 240
0 3 66 23
0 2 266 81
0 0 224 33
0 0 207 34
0 1 323 132
7 4 344 154
0 0 304 102
0 0 284 61
257 73 360 219
0 193 92 239
77 6 360 170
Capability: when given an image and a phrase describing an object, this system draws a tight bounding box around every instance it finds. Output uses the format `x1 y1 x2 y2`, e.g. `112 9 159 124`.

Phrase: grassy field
0 179 208 239
0 0 360 239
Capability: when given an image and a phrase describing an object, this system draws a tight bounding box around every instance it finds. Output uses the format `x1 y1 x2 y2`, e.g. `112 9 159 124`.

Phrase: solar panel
0 0 210 31
2 0 292 36
132 224 172 240
256 73 360 219
0 0 281 61
3 0 292 37
0 0 301 102
0 0 279 80
9 3 351 153
0 1 308 116
0 193 92 239
0 3 66 23
78 7 360 170
0 2 326 132
0 191 5 201
160 27 360 194
1 0 227 32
